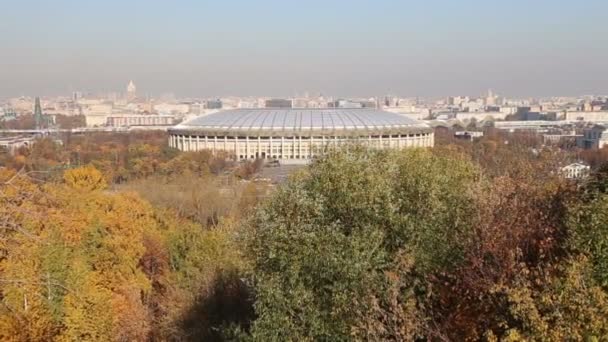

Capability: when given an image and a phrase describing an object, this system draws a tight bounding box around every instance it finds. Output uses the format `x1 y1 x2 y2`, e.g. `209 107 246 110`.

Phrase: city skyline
2 80 608 103
1 0 607 98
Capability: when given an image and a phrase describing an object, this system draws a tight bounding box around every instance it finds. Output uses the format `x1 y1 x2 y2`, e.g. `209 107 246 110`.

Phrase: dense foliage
0 167 252 341
246 146 608 341
1 130 608 341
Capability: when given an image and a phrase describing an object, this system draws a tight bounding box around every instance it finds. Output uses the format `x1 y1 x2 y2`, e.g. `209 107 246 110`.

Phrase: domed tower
127 80 137 102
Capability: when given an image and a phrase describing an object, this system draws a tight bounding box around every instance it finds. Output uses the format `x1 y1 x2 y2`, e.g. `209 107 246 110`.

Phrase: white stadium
168 108 434 161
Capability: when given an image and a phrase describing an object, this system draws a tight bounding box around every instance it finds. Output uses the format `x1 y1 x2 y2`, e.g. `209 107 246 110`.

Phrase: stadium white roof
171 109 430 136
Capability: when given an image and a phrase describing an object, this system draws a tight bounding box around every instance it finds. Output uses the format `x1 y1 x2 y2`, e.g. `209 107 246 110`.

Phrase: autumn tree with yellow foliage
0 166 250 341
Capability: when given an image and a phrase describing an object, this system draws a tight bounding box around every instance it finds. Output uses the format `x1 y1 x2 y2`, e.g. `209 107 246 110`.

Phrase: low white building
83 103 114 127
153 103 190 115
384 107 430 120
106 115 176 127
565 111 608 122
0 135 36 155
560 163 590 179
84 113 110 127
454 112 509 122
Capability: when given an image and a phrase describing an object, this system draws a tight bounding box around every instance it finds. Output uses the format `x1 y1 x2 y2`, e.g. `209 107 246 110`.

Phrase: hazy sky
1 0 607 98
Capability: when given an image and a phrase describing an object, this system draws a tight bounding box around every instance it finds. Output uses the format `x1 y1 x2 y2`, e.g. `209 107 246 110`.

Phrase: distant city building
106 115 176 127
206 99 223 109
238 100 259 109
522 112 542 121
543 132 581 145
494 120 572 133
72 91 83 101
265 99 293 108
333 99 363 108
454 131 484 141
485 89 498 106
579 125 608 149
359 100 377 108
447 96 467 107
565 111 608 122
453 112 509 122
560 163 590 179
127 80 137 102
291 98 310 108
153 103 190 115
0 108 17 121
580 102 603 112
0 135 36 155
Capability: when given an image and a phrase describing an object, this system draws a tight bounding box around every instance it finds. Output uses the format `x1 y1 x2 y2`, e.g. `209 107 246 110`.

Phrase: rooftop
172 108 430 136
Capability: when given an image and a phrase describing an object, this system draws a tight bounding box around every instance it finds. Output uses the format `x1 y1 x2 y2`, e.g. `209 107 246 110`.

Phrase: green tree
246 148 479 340
569 194 608 288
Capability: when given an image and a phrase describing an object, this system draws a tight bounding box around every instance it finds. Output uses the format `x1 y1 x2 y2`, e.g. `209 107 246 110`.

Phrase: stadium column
321 135 325 154
309 136 312 158
270 136 273 159
196 135 200 151
246 136 250 159
234 136 238 158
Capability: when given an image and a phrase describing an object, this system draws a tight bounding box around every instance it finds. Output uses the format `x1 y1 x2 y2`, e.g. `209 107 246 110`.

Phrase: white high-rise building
485 89 497 106
127 80 137 102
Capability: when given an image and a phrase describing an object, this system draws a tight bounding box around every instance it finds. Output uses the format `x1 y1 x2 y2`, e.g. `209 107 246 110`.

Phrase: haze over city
5 1 608 341
2 0 607 98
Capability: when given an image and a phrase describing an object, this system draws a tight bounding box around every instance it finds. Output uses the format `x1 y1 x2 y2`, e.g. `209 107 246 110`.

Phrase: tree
54 115 86 129
568 194 608 288
63 165 107 191
0 166 252 341
494 257 608 341
246 148 479 340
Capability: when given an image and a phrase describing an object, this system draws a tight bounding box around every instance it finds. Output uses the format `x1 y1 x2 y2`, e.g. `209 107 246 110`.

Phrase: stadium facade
168 108 433 160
